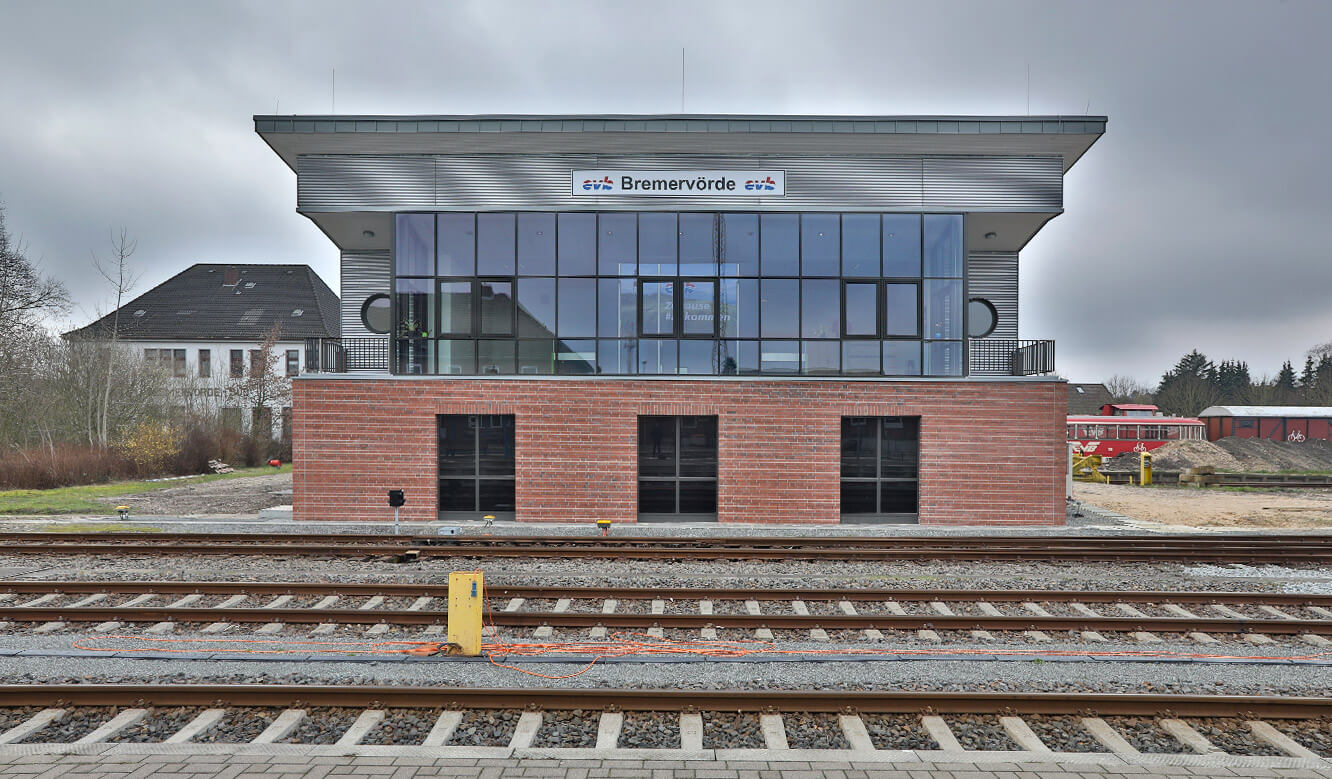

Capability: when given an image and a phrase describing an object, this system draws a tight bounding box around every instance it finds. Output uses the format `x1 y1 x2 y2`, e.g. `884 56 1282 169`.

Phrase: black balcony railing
304 337 389 373
968 339 1056 376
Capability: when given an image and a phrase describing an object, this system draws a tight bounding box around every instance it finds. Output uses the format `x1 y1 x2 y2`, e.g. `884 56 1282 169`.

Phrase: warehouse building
1199 406 1332 443
255 113 1105 525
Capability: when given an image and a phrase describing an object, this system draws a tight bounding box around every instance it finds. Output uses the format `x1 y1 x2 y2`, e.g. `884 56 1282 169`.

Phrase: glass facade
394 212 964 377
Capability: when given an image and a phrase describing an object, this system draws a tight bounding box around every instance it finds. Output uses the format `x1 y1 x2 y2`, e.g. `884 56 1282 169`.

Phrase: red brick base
292 377 1067 526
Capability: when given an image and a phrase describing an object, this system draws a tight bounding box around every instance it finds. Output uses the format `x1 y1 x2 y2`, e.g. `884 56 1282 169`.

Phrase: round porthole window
967 298 998 338
360 294 391 334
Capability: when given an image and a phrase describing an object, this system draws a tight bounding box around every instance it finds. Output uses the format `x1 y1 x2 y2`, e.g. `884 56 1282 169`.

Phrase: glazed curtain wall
393 212 964 377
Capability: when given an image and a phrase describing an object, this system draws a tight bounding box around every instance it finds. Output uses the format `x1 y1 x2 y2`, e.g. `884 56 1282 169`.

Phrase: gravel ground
448 710 519 746
701 712 764 749
1273 717 1332 757
359 708 443 745
0 708 39 733
95 472 292 516
531 710 598 748
278 707 359 744
107 707 203 743
1102 716 1182 753
1184 717 1286 756
618 712 679 748
19 706 116 743
191 707 282 743
861 713 937 750
782 712 848 749
940 714 1019 750
1024 715 1104 752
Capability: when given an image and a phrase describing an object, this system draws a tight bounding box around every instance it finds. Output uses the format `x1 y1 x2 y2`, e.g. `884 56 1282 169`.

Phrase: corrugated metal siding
967 251 1018 340
339 250 390 338
296 155 1062 213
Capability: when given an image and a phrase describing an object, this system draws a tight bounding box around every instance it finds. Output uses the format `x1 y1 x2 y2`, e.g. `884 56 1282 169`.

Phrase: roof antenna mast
680 48 685 113
331 67 336 114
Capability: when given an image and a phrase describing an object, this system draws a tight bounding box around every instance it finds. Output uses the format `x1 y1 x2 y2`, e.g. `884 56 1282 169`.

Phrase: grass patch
0 465 290 515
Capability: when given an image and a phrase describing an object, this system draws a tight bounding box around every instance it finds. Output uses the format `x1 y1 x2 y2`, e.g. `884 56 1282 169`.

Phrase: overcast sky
1 0 1328 385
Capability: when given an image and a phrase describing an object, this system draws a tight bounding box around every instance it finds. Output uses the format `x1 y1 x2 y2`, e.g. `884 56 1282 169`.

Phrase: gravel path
97 473 292 516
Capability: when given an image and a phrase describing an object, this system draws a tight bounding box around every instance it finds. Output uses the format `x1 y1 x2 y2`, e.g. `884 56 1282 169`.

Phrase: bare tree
89 230 140 447
226 324 292 439
1104 374 1154 404
0 203 68 339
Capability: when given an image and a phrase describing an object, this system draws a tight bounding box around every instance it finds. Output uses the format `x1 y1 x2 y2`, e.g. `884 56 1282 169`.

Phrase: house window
438 415 516 517
221 407 242 431
841 416 919 523
249 350 263 376
281 407 292 441
172 349 186 378
198 349 211 378
638 416 718 520
252 407 273 440
285 350 299 377
229 350 243 378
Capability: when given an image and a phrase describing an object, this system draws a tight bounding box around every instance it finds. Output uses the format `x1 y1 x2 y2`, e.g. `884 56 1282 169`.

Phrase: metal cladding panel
967 251 1018 340
296 154 1063 212
339 250 390 338
298 156 435 210
924 156 1062 210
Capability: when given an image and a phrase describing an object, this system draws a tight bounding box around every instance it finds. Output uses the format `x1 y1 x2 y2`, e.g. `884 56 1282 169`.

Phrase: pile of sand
1099 437 1332 473
1100 440 1243 473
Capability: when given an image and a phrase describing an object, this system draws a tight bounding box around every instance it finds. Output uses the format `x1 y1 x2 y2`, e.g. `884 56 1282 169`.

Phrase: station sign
572 170 785 197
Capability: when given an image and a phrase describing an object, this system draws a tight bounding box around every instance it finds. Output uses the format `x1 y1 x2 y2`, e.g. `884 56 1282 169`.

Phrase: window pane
678 340 714 374
477 415 515 475
880 482 918 513
840 481 877 514
801 279 839 338
598 278 636 338
924 340 962 376
679 416 717 477
437 340 476 375
640 281 674 336
396 278 435 338
678 481 717 514
557 278 596 337
760 340 800 374
479 280 513 336
718 278 755 338
881 417 919 479
438 416 474 475
760 279 798 337
478 480 515 512
517 278 556 338
517 340 554 374
395 214 434 276
924 280 962 339
638 338 676 374
476 213 515 275
883 341 922 376
396 339 432 375
439 479 474 511
681 280 715 336
882 214 922 277
477 340 515 375
437 281 471 336
558 213 598 275
597 213 636 275
842 214 880 277
597 339 637 375
802 341 840 375
437 213 475 275
516 213 555 275
800 214 839 276
845 283 878 336
639 417 676 477
842 341 880 375
637 213 676 275
721 214 759 275
719 340 759 375
557 339 597 374
885 283 918 337
637 481 675 514
760 214 798 275
968 298 997 337
923 214 963 277
841 418 877 478
679 213 717 275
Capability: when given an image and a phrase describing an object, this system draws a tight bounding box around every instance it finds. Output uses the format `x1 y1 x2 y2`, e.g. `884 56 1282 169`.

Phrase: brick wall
292 377 1067 526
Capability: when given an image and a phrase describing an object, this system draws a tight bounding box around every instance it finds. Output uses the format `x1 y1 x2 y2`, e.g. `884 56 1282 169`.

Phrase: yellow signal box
448 571 484 656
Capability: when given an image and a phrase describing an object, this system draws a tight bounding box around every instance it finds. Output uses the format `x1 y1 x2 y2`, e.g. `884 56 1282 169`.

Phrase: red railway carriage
1067 404 1205 456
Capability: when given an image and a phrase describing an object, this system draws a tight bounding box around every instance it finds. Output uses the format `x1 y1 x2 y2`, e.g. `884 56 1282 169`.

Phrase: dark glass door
638 416 717 521
438 414 515 519
840 416 919 523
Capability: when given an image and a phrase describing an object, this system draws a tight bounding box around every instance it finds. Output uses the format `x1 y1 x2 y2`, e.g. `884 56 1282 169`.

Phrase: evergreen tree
1156 350 1221 416
1301 356 1318 400
1275 361 1298 404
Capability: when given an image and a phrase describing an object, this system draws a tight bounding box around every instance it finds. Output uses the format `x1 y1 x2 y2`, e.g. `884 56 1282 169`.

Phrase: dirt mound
1211 437 1332 472
1100 440 1243 473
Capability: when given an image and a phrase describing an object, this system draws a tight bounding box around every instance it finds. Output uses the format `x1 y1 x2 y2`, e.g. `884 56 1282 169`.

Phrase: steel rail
5 580 1332 608
1 684 1329 718
5 606 1330 635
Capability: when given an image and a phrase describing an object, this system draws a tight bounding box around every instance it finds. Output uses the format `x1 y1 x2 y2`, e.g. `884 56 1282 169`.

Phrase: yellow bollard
1139 451 1153 487
448 571 484 656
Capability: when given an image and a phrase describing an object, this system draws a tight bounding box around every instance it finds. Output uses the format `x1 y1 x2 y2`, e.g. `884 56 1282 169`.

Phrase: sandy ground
1075 481 1332 529
98 471 292 516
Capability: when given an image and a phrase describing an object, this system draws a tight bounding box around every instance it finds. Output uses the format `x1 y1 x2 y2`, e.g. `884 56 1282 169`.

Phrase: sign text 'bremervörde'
572 170 785 197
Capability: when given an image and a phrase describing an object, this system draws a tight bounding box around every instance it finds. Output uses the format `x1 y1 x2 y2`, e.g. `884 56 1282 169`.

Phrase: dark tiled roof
1067 383 1114 416
65 264 339 342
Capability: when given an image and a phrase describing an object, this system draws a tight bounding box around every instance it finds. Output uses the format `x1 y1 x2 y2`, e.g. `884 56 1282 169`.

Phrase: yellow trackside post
448 571 484 656
1140 452 1153 487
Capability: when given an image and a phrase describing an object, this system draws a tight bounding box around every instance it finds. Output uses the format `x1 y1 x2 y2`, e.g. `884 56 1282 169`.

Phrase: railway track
6 531 1332 562
4 581 1332 644
0 684 1329 764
